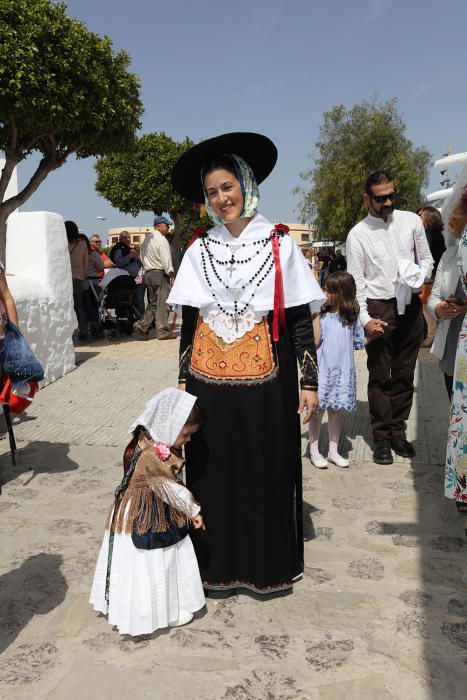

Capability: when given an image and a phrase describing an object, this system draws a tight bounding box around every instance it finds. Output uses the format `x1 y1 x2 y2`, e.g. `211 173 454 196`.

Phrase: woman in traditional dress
168 132 325 597
445 186 467 517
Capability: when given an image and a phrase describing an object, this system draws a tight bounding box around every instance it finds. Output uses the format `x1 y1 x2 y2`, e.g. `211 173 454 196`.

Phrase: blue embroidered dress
317 313 364 412
445 229 467 503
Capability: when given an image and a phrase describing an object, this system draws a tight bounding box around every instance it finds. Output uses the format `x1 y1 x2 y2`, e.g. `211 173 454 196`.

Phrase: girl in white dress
90 388 206 635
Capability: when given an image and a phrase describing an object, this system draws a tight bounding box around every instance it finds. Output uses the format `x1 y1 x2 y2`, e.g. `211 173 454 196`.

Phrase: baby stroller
92 275 138 340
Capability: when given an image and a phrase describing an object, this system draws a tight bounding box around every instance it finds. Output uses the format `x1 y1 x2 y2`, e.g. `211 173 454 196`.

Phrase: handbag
0 375 38 414
3 320 44 390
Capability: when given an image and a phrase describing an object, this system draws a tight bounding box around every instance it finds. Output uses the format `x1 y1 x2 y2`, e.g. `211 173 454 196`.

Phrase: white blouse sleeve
162 479 200 518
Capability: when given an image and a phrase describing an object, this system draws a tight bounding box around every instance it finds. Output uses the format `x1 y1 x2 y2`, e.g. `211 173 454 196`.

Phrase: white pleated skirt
90 523 205 636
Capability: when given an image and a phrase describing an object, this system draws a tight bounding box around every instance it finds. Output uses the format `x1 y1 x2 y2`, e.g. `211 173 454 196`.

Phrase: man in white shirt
347 171 433 465
134 216 175 340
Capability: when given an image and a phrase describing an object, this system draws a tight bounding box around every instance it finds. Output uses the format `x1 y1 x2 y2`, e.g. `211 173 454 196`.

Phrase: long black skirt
185 324 303 596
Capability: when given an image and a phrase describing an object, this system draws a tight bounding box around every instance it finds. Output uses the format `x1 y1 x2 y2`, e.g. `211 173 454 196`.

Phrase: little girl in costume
90 388 206 635
309 271 364 468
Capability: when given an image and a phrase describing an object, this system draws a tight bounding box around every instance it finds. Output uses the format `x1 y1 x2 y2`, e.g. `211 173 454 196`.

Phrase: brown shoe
133 324 150 340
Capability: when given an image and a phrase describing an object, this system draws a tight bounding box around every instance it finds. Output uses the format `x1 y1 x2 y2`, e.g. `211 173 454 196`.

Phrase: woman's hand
435 300 461 320
449 295 467 314
298 389 318 424
178 382 186 391
192 514 205 530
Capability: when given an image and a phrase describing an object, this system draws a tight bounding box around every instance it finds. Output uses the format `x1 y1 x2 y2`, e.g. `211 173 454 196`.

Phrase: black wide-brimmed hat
171 132 278 203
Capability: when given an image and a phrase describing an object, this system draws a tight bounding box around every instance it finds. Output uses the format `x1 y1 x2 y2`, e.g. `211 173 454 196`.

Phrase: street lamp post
96 216 106 241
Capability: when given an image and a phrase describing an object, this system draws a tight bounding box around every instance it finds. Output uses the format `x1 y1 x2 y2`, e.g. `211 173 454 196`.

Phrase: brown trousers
138 269 170 337
366 295 424 442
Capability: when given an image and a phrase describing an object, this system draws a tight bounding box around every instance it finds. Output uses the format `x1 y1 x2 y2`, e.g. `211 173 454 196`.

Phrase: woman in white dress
90 388 206 635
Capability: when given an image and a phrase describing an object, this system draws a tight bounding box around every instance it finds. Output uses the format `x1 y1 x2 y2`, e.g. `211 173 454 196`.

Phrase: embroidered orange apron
190 316 277 385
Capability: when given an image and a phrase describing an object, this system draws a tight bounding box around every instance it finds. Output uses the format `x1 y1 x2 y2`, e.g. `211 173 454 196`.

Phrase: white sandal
310 454 328 469
327 454 349 468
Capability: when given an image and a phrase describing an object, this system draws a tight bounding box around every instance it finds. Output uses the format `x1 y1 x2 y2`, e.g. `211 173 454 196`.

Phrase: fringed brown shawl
106 432 196 536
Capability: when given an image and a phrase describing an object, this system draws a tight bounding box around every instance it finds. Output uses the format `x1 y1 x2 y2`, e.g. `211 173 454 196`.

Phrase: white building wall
0 156 18 203
6 211 75 386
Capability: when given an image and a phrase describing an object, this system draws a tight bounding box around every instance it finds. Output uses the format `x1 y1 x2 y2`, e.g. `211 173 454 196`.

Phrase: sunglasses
371 191 397 204
91 239 101 244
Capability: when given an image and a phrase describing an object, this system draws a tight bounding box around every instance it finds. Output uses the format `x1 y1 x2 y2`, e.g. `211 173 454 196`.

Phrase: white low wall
6 211 75 386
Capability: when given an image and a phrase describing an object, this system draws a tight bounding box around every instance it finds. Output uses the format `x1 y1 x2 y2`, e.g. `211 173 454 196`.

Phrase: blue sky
17 0 467 239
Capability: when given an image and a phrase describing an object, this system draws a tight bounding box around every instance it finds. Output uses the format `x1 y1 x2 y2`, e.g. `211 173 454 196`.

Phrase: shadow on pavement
0 441 79 488
0 553 67 654
341 399 372 453
369 361 465 698
301 399 373 457
414 361 467 699
303 501 318 541
74 351 100 366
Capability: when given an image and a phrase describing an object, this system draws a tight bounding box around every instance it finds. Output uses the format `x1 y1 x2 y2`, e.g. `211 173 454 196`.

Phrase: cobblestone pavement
0 333 465 700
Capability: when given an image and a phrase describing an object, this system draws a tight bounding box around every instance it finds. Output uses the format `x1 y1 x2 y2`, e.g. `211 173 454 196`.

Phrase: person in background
421 207 446 275
82 234 104 333
134 216 175 340
428 221 467 400
131 245 146 319
444 187 467 516
328 248 347 274
318 248 331 286
89 235 114 273
346 170 433 465
66 221 89 342
304 248 320 280
419 206 446 348
109 231 140 278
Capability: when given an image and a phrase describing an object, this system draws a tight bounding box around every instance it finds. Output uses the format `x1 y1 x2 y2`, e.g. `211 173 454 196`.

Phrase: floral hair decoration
155 442 171 461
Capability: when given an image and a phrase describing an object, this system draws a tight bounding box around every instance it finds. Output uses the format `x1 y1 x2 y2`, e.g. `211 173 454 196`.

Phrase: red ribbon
186 226 206 249
270 224 288 341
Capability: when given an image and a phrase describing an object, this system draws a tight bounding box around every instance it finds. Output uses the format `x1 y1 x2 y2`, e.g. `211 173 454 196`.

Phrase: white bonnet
128 388 197 446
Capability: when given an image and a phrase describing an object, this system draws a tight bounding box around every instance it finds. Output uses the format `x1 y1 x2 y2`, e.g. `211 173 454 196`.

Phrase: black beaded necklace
200 235 281 330
202 235 271 270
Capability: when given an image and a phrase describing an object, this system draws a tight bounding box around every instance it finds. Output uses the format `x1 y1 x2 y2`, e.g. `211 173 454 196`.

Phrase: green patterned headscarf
203 153 260 225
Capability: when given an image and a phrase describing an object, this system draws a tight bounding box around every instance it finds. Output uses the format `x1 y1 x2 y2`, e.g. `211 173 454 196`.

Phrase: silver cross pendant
226 257 237 277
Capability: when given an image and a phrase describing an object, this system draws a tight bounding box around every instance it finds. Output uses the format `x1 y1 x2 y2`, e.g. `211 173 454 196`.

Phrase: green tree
0 0 143 260
295 98 431 241
94 132 212 267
